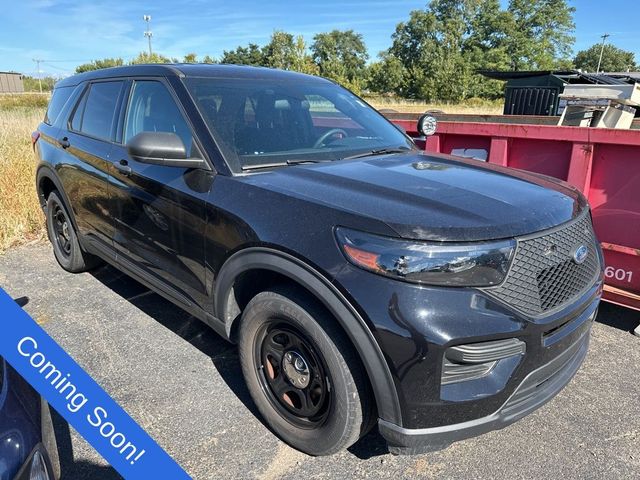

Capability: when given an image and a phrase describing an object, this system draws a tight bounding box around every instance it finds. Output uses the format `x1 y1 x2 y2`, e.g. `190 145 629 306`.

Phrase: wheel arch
214 247 402 425
36 165 79 232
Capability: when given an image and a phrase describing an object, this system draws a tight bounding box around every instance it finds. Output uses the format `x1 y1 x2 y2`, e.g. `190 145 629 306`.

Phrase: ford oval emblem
573 245 588 264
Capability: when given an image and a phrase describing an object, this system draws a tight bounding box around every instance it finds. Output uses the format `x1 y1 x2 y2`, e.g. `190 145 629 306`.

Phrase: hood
240 152 587 242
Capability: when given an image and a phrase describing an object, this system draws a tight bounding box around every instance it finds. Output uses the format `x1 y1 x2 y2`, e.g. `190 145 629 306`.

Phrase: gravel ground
1 243 639 480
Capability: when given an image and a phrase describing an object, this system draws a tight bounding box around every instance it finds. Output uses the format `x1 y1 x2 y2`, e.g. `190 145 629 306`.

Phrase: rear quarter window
44 85 74 125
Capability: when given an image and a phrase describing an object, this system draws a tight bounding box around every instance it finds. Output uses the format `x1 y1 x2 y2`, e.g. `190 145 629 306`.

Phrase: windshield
184 76 415 172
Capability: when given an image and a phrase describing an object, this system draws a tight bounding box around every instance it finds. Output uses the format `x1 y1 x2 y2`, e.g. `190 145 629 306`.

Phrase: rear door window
44 85 74 125
71 81 123 141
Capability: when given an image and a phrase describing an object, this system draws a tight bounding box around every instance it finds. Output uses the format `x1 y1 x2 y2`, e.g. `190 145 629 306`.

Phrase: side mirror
126 132 207 169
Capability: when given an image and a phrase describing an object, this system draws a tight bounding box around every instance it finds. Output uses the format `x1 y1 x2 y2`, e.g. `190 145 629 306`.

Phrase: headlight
335 227 515 287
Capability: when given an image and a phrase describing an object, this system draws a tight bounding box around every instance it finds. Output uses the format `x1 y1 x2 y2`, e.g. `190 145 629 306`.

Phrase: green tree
387 0 574 101
129 52 172 64
219 32 317 74
311 30 368 91
263 31 318 74
183 53 198 63
574 43 637 72
75 57 124 73
23 75 57 92
202 55 217 64
366 53 406 95
263 31 297 69
389 4 469 100
289 35 319 75
505 0 575 70
220 43 266 66
463 0 512 98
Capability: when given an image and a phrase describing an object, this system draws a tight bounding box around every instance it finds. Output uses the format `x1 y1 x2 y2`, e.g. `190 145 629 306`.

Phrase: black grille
486 212 600 316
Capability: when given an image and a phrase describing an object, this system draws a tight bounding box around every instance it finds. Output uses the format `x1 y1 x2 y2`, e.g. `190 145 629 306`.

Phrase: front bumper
378 324 591 454
333 260 603 454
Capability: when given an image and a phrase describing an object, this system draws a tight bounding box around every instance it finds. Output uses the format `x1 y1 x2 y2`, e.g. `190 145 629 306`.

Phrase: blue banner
0 287 190 479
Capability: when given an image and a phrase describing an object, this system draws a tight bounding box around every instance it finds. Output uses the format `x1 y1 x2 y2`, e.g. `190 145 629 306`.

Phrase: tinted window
45 85 73 125
70 89 87 132
185 77 413 172
74 81 123 140
124 81 193 154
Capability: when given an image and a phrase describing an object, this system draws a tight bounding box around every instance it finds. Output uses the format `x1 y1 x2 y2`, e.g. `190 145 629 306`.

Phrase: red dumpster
390 116 640 311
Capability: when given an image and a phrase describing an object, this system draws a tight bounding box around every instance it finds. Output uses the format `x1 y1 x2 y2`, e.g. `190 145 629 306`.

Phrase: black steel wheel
45 191 100 273
51 201 72 257
238 286 373 456
256 321 331 429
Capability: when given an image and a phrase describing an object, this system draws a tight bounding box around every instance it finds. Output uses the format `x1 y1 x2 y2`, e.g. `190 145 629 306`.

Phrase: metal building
0 72 25 93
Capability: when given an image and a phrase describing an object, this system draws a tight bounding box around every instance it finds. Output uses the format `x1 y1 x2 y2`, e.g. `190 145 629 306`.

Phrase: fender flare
214 247 402 425
35 165 80 232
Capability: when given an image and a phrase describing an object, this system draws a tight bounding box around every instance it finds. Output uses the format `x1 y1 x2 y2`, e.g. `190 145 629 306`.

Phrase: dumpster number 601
604 266 634 283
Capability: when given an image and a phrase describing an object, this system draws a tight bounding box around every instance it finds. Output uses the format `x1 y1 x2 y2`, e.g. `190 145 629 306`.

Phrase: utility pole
143 15 153 57
32 58 43 93
596 33 610 74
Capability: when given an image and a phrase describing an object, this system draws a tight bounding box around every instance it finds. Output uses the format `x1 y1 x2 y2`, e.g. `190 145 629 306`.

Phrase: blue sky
1 0 639 77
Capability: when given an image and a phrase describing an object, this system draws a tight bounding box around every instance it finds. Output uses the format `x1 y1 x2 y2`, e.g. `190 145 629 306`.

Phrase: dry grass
0 105 47 253
366 96 502 115
0 93 50 110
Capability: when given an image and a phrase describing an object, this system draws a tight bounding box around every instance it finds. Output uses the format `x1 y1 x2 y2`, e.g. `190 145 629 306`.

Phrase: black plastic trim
446 338 526 364
214 247 403 426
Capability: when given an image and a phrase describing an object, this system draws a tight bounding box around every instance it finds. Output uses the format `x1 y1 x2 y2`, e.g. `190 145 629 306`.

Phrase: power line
32 58 43 93
42 62 74 73
596 33 610 74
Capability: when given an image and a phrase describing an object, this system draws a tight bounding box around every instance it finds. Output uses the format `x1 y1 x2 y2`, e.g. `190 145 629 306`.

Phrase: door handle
58 137 70 149
114 159 132 176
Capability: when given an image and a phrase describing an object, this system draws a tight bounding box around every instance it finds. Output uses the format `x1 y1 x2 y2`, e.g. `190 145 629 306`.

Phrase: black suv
34 64 603 456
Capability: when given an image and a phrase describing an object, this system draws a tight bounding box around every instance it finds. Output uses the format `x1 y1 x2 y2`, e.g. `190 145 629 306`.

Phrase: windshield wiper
342 147 412 161
241 149 411 171
241 159 327 172
287 159 331 165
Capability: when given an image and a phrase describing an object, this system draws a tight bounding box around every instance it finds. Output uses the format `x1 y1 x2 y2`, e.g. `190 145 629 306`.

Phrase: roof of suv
56 63 327 88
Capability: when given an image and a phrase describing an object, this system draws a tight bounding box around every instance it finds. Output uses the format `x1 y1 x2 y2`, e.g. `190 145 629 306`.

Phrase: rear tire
45 191 100 273
238 286 373 456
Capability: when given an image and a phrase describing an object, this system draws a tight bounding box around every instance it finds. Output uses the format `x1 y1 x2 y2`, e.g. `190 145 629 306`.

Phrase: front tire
238 286 373 456
45 191 99 273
